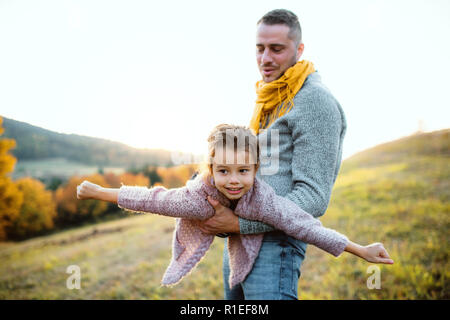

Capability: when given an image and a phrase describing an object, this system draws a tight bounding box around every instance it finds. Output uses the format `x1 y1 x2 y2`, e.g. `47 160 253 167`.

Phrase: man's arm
196 199 274 235
284 90 344 217
238 217 275 234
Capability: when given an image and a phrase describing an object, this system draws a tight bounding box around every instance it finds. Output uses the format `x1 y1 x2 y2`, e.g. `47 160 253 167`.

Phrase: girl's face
211 149 257 201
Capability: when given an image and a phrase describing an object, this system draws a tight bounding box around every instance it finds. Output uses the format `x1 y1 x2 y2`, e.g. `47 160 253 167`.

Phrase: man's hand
195 196 240 235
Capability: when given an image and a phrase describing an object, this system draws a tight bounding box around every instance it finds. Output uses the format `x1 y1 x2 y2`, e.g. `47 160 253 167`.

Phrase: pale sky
1 0 449 160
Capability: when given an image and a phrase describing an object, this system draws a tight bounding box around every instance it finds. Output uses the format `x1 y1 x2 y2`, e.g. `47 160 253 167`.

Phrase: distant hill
1 116 176 168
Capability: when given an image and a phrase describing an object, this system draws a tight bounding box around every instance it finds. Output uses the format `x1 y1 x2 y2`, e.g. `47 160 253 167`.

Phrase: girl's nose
229 174 240 184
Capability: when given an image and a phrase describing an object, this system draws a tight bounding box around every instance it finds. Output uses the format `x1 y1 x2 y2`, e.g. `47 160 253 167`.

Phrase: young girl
77 124 393 288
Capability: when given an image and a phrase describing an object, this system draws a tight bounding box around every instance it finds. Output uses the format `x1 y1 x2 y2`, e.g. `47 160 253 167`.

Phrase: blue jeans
223 231 307 300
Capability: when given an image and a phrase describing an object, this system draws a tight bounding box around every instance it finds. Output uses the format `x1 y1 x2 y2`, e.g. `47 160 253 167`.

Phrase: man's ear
296 42 304 60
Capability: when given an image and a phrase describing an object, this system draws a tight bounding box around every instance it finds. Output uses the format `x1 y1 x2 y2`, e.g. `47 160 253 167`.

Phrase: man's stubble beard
272 53 299 82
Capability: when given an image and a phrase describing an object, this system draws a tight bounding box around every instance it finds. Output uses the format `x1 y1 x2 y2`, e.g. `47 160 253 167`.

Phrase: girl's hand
77 180 102 200
362 242 394 264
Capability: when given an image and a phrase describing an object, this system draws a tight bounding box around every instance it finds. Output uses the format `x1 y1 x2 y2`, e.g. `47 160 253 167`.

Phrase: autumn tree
54 173 109 225
0 117 23 241
103 171 121 188
145 166 162 186
157 165 198 188
119 172 150 187
104 171 150 188
7 177 57 240
127 165 162 186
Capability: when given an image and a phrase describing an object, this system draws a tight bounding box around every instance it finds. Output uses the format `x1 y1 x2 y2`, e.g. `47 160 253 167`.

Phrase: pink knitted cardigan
117 174 349 288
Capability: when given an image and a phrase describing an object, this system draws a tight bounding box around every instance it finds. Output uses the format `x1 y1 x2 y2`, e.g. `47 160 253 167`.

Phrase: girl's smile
225 187 243 195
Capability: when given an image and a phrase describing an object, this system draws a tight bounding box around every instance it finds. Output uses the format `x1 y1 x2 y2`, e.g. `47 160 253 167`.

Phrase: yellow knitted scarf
249 60 315 135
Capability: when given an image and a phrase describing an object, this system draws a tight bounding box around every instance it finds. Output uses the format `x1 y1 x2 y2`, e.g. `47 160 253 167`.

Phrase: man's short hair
257 9 302 45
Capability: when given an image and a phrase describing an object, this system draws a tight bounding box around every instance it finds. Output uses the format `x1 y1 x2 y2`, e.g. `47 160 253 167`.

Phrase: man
197 9 347 300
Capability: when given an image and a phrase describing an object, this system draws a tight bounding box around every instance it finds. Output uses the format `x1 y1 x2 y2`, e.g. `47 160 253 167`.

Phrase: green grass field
1 129 449 299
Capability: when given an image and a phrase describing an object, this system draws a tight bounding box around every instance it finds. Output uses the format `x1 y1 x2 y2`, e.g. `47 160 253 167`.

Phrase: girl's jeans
223 231 307 300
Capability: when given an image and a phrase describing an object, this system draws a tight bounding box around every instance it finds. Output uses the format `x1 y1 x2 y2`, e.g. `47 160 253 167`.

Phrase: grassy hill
299 129 449 299
0 129 448 299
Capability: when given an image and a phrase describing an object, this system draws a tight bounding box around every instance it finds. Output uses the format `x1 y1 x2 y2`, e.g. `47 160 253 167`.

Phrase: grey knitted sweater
240 71 347 234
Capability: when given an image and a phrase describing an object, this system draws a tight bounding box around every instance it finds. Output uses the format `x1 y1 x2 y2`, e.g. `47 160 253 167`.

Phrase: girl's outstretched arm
240 178 394 264
77 179 214 219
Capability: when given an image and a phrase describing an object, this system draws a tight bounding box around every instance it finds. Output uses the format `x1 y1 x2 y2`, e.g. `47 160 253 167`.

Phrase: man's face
256 23 304 83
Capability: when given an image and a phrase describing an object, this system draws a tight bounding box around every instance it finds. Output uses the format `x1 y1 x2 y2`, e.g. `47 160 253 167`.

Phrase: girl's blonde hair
200 124 260 183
